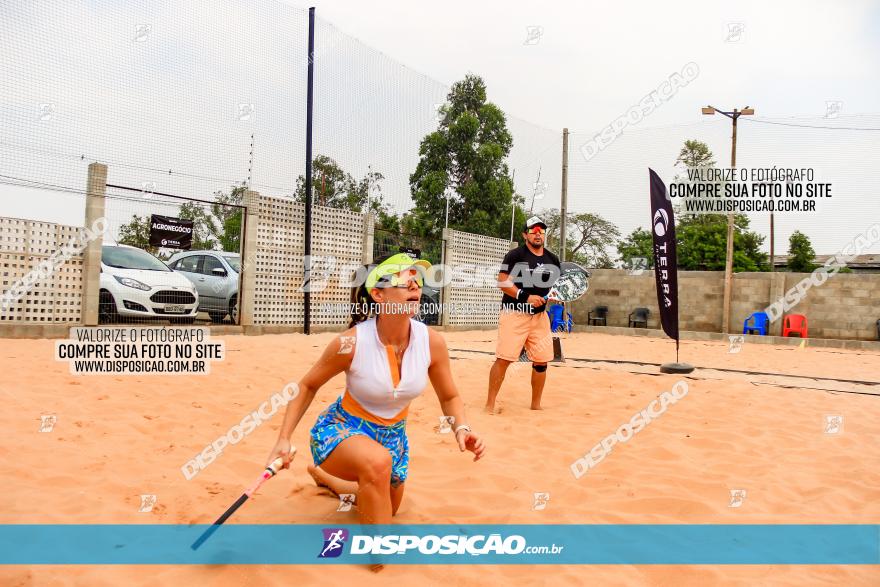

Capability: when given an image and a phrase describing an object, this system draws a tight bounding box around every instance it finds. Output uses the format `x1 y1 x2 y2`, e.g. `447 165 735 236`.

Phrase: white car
99 244 199 324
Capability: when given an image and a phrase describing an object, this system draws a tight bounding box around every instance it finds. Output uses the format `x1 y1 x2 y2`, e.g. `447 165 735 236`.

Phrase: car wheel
208 312 227 323
170 317 196 325
98 291 118 324
229 296 238 324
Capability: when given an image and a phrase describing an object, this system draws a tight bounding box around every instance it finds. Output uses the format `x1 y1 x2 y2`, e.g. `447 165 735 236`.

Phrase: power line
0 174 213 207
741 117 880 131
0 140 297 193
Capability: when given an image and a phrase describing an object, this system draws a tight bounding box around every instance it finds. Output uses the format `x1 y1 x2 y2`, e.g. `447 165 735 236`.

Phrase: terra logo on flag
648 169 679 340
318 528 349 558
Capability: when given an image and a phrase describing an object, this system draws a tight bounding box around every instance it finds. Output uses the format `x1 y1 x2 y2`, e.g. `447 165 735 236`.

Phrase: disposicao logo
318 528 349 558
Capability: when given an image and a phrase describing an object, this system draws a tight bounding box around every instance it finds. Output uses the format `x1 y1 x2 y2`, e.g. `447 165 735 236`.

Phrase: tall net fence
4 1 877 330
566 114 880 266
1 0 561 249
0 0 566 328
307 14 563 240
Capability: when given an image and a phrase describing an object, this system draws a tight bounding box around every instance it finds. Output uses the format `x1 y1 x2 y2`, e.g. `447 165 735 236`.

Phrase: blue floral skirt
309 396 409 487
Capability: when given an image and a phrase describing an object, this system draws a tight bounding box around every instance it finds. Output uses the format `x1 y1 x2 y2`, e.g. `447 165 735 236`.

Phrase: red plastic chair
782 314 808 338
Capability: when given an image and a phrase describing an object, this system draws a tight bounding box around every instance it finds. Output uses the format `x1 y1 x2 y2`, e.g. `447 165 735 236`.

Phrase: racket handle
245 448 297 497
266 447 297 477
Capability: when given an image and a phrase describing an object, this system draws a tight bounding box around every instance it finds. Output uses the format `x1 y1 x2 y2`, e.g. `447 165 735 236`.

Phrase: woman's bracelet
454 424 471 437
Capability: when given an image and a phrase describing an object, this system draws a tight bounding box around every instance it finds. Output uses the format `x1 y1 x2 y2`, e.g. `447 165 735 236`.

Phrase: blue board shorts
309 396 409 487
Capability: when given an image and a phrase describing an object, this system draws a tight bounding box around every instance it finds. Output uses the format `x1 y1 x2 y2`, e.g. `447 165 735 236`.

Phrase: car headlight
114 276 151 291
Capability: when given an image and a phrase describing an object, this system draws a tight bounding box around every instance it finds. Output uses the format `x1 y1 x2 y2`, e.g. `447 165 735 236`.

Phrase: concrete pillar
362 212 375 264
81 163 107 326
239 190 260 326
440 227 453 327
767 271 786 336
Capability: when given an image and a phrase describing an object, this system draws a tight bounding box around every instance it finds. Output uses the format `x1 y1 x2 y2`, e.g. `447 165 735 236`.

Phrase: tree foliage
293 155 399 229
542 208 620 268
675 139 716 169
117 186 245 258
409 74 517 240
787 230 817 273
117 214 156 255
617 227 654 269
676 214 768 271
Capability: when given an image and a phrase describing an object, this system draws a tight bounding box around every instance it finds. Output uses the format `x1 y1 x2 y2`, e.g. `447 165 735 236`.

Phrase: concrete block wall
570 269 880 340
730 272 775 334
250 193 369 326
441 229 513 327
780 271 880 340
0 218 87 324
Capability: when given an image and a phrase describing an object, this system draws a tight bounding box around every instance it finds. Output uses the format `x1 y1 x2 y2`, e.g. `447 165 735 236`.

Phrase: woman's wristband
454 424 471 437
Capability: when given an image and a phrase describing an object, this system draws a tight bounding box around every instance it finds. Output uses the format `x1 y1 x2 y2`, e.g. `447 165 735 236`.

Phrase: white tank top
343 318 431 421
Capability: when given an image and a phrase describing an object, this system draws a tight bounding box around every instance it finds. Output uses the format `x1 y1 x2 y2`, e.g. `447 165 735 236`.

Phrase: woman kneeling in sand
267 253 486 524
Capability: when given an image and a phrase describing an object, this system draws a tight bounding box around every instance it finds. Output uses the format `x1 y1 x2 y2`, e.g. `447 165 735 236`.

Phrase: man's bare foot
485 404 503 415
530 404 543 410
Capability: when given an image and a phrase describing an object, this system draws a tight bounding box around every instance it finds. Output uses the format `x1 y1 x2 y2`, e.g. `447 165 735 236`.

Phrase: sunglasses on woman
377 273 424 288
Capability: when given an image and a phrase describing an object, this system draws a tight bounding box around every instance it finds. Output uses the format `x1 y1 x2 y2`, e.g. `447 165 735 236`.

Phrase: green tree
787 230 817 272
293 156 399 230
675 139 715 170
667 139 768 272
542 208 620 267
177 186 247 253
117 185 244 258
117 214 156 254
677 214 769 271
672 139 730 225
177 185 244 252
410 74 515 239
617 227 654 269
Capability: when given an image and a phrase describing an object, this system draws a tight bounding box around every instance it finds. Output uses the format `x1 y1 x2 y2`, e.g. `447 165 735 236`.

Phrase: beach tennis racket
544 263 591 302
190 447 296 550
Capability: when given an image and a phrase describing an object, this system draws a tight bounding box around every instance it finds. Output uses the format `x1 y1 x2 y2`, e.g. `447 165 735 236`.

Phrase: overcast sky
286 0 880 255
293 0 880 131
2 0 878 256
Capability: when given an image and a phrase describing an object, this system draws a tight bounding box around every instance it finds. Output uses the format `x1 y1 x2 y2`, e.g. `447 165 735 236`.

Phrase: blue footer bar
1 524 877 564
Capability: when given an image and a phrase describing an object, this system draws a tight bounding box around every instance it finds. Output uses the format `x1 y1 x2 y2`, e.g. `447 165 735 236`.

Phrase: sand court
1 330 879 585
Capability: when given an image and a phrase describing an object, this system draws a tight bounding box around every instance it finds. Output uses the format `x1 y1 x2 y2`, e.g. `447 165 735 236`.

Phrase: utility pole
560 128 569 262
770 213 775 271
702 105 754 334
509 169 516 243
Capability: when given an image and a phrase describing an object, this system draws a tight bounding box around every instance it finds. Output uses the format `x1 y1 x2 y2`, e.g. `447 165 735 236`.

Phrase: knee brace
532 363 547 373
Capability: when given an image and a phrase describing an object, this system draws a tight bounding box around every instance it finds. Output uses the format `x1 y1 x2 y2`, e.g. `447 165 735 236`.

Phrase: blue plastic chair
548 304 573 333
743 312 769 335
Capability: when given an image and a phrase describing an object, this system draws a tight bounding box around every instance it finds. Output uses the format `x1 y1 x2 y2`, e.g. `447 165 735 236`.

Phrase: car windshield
224 256 241 272
102 246 171 271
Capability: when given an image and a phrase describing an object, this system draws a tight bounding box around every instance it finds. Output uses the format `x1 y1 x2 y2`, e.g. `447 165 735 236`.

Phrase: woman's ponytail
348 281 376 328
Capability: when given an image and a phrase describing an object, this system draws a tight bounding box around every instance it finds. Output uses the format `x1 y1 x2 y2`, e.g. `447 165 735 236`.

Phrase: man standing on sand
486 216 561 413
